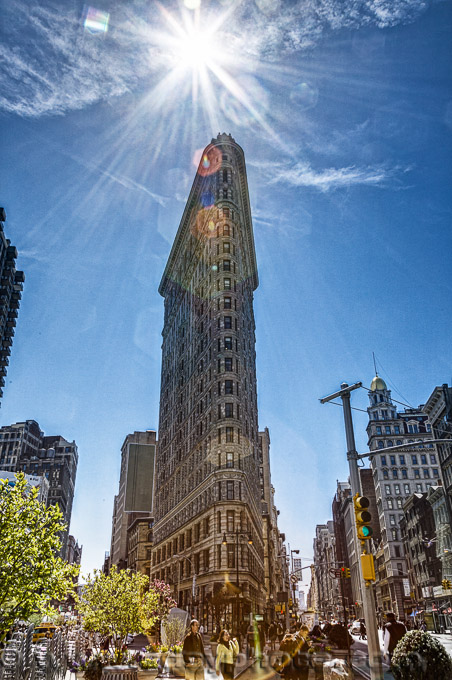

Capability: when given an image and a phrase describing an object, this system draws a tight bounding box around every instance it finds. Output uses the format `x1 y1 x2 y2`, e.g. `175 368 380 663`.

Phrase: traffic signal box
442 578 452 590
353 494 373 540
340 567 351 578
353 493 376 582
361 553 376 581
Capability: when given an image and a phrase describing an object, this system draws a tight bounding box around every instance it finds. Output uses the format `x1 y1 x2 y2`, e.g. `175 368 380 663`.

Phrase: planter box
137 671 158 680
101 665 139 680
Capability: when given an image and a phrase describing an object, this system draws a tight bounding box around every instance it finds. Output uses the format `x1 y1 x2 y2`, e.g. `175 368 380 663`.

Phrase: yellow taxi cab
32 623 57 643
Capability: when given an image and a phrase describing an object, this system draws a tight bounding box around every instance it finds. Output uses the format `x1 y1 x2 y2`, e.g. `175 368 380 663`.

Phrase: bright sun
176 28 215 70
141 2 279 145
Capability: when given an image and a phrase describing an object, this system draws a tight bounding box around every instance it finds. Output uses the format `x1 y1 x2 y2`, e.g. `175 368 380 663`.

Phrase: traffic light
340 567 351 578
353 493 373 540
442 578 451 590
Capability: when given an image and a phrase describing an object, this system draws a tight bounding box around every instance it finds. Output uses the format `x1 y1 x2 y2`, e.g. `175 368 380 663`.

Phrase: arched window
378 441 385 449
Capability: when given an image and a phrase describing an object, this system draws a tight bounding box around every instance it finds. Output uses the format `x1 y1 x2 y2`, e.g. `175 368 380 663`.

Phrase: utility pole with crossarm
320 382 383 680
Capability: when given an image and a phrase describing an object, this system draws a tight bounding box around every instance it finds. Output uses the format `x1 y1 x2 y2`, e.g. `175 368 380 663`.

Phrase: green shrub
140 658 158 670
391 630 452 680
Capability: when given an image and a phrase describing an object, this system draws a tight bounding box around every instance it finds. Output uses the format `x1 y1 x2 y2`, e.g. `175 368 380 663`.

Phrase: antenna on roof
372 351 378 376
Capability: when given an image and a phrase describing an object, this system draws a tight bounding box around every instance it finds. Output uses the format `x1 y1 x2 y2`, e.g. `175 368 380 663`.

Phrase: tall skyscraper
109 429 156 570
0 207 24 402
151 134 265 627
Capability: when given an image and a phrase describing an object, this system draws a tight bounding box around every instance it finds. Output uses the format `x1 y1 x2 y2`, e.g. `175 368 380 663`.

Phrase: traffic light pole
321 382 383 680
339 572 351 666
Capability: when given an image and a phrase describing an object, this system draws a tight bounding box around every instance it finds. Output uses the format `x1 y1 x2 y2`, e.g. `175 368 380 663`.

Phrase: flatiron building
151 134 265 625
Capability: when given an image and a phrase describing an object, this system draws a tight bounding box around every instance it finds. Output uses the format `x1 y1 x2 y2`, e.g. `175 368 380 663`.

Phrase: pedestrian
183 619 206 680
246 623 255 658
268 622 277 651
257 622 266 658
199 624 204 636
277 621 284 645
383 612 407 667
359 620 366 640
215 630 239 680
278 633 296 676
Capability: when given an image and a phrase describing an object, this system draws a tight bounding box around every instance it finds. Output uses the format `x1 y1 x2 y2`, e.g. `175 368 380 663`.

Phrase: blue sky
1 0 451 578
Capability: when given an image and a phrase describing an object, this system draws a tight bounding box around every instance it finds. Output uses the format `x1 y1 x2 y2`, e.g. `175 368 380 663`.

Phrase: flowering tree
148 579 177 620
76 566 160 661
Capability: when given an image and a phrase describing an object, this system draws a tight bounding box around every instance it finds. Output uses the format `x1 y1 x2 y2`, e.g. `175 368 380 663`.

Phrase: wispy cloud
255 159 412 191
93 167 168 207
0 0 431 118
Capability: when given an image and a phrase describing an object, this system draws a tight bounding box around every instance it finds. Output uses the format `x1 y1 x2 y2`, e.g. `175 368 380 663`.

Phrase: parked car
32 623 57 644
349 620 361 635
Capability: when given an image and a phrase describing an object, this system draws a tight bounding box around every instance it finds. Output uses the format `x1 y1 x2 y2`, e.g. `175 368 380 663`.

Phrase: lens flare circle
289 82 318 111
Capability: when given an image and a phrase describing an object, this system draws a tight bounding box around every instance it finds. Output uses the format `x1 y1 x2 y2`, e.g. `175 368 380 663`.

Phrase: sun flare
175 27 215 70
138 2 281 148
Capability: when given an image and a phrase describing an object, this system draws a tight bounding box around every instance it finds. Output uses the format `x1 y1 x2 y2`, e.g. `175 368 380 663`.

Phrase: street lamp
173 554 197 614
222 529 253 636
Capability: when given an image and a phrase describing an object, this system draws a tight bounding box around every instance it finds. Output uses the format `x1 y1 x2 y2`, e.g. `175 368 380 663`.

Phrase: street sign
329 568 342 578
290 574 298 584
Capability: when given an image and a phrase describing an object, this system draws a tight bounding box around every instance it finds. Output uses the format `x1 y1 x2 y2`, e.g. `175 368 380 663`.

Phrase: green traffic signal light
354 494 373 541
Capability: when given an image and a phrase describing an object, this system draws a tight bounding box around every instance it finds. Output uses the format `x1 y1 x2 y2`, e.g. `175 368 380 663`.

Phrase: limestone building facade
259 427 289 622
313 522 340 620
367 375 441 617
151 134 265 630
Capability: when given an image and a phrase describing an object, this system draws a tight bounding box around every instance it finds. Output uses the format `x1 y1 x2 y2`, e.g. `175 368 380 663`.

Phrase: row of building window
384 482 431 496
152 542 252 583
377 440 433 449
380 453 436 466
372 410 396 420
381 468 439 480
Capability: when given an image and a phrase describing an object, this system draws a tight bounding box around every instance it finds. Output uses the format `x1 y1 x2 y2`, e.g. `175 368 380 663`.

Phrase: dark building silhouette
0 208 24 402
